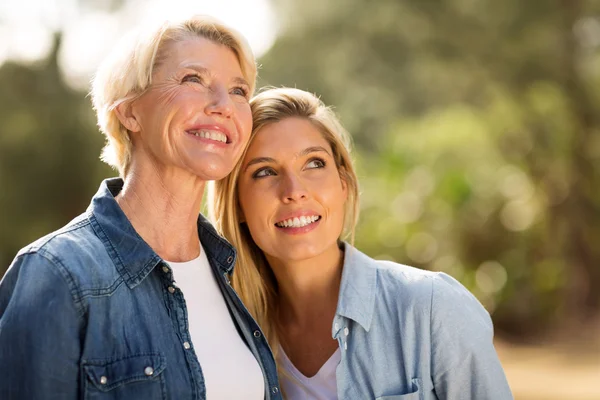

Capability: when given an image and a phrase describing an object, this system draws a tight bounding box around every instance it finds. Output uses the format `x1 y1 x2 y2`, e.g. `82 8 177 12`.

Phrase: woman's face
129 37 252 180
237 117 347 264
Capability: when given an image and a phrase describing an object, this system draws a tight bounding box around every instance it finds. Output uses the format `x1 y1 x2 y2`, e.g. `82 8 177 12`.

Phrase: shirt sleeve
0 251 83 399
430 272 513 400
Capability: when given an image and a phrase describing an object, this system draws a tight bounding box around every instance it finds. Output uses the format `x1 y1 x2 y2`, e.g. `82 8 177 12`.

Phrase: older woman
0 16 280 400
209 88 513 399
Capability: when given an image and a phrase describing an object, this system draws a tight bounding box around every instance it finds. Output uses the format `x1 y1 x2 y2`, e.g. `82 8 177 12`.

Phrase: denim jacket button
100 376 107 385
168 286 175 294
162 266 170 273
253 330 261 338
183 341 191 350
272 386 279 394
344 327 349 336
144 366 154 376
226 255 234 263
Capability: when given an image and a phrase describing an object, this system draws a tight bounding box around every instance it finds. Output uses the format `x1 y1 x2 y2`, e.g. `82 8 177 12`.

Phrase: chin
278 244 325 263
190 161 234 181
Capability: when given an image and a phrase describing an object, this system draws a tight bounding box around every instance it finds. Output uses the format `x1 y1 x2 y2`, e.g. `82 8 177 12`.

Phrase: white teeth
191 130 227 143
276 215 320 228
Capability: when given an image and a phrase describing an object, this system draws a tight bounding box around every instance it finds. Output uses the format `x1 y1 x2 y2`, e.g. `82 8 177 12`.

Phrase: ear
114 100 141 133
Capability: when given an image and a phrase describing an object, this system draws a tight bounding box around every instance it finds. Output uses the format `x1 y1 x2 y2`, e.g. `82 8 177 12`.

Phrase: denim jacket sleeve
430 273 513 400
0 251 83 399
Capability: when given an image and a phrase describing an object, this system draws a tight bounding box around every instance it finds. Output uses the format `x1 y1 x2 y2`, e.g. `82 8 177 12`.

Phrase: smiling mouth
187 129 230 144
275 215 321 228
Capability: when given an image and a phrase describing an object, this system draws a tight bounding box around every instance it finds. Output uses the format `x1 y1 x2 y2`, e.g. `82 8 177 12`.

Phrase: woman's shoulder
347 245 480 308
347 246 436 289
12 211 117 291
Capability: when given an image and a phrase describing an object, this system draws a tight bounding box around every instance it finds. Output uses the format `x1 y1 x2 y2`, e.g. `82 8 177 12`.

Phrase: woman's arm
430 272 513 400
0 252 83 399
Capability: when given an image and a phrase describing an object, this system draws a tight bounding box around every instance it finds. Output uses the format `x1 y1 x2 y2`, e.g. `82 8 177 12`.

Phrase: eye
253 167 277 179
231 86 249 98
306 158 326 169
182 74 203 84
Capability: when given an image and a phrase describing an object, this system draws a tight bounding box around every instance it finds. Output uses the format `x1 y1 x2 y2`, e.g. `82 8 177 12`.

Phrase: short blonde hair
91 15 257 177
208 87 359 376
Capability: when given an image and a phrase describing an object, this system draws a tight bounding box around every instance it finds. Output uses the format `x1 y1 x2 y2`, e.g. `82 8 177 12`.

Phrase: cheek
239 185 271 229
236 104 253 142
239 184 258 217
323 179 348 215
138 88 180 129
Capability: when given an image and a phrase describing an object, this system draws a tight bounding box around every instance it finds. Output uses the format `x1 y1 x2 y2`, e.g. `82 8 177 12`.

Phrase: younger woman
209 88 513 399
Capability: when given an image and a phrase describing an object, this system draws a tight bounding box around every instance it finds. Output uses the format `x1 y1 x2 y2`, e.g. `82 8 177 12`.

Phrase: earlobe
115 100 141 133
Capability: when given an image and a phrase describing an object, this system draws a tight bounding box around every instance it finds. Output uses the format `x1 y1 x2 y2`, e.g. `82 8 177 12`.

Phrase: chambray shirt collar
333 243 378 335
87 178 236 289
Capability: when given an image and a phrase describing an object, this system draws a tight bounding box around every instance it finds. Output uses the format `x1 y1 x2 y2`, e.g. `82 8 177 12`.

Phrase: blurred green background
1 0 599 398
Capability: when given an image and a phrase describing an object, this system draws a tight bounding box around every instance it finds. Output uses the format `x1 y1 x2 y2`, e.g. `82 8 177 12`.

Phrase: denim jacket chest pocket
83 353 167 400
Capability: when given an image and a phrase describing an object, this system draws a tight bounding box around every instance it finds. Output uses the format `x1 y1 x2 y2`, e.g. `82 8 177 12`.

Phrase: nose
280 172 309 203
205 87 233 118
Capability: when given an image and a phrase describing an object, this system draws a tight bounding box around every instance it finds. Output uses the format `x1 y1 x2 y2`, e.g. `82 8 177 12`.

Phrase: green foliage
0 36 114 272
260 0 600 336
1 0 599 338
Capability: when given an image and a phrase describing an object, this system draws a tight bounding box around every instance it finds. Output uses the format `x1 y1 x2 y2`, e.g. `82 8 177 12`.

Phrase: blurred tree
0 35 113 274
1 0 599 339
259 0 600 337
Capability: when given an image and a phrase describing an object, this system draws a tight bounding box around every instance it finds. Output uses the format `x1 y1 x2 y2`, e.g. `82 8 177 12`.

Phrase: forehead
154 36 243 79
248 117 330 156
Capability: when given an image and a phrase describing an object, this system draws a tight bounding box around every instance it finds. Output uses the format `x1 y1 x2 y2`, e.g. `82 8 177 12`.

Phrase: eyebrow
243 146 331 172
181 63 249 87
232 76 250 88
181 64 210 75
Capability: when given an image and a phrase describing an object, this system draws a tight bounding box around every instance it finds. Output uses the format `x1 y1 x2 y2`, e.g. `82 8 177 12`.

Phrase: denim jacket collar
333 243 377 334
87 178 236 289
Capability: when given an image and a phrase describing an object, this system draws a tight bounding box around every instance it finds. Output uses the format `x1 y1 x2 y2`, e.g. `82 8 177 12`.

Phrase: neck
270 244 344 328
116 156 206 262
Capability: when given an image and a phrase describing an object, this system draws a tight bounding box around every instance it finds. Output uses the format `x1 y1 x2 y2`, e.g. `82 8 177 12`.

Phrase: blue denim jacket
332 245 513 399
0 178 281 400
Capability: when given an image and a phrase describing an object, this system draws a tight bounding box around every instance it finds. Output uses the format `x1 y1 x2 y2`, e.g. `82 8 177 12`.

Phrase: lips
186 124 232 144
275 215 321 228
187 129 228 143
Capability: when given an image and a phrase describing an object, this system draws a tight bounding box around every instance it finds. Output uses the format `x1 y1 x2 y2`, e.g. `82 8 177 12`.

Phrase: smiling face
126 36 252 180
237 117 348 264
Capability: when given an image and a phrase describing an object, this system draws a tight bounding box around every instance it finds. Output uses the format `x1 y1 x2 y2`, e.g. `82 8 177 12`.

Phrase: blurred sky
0 0 277 88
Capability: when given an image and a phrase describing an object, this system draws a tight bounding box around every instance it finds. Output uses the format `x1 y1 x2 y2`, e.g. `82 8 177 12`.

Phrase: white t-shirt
167 246 265 399
279 346 341 400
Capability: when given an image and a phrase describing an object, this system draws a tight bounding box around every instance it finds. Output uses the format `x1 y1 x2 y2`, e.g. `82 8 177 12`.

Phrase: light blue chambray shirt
331 244 513 399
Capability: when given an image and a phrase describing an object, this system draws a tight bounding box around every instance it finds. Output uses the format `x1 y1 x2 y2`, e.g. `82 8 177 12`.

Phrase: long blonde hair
208 87 359 370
